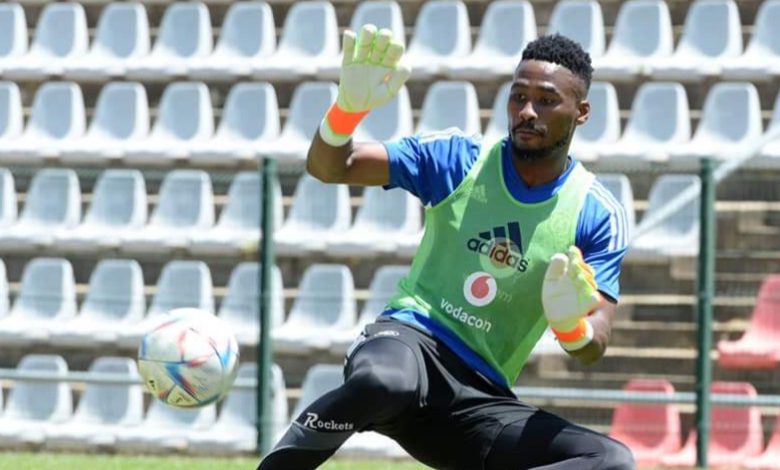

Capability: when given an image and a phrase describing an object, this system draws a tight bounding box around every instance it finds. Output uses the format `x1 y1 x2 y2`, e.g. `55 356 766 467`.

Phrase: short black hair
520 34 593 91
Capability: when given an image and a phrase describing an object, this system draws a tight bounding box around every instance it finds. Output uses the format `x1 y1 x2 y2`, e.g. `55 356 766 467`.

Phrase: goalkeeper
258 27 634 470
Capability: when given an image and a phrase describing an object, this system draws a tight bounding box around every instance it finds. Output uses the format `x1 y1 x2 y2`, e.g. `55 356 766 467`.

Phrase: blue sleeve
575 181 630 302
382 129 482 206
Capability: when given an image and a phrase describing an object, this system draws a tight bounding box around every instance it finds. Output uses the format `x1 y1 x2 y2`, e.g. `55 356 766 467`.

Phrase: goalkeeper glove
542 246 602 351
319 24 411 147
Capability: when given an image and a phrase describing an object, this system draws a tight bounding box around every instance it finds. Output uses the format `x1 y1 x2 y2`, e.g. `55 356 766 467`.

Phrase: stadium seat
327 187 422 257
0 3 27 74
122 82 213 166
0 355 72 448
353 86 413 143
649 0 742 81
630 175 700 258
318 0 405 79
661 382 763 467
48 259 146 348
0 168 16 228
0 258 77 345
190 171 281 256
59 82 150 165
63 2 150 81
592 0 673 81
405 0 471 79
125 2 212 81
444 0 536 80
668 82 762 162
216 263 284 347
397 229 424 258
599 82 690 162
116 260 214 349
416 81 481 136
0 169 81 251
607 379 681 466
548 0 605 59
482 81 511 147
188 363 287 454
717 275 780 369
0 82 86 164
274 174 351 256
570 82 620 162
722 0 780 80
114 399 216 453
259 81 338 162
3 3 88 80
251 1 338 80
759 91 780 161
188 1 275 80
745 414 780 469
45 357 144 451
0 82 22 144
272 264 356 354
331 265 410 354
55 170 147 253
596 173 636 236
189 82 280 167
121 170 214 254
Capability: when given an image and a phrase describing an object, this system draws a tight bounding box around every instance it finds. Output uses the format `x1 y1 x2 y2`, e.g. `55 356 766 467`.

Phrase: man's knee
600 437 636 470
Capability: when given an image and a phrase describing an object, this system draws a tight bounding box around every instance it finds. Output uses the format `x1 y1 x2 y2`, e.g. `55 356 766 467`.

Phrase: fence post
695 157 716 468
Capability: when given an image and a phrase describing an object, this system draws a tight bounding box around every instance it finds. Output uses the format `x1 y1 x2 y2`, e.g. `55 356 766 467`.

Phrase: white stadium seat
274 174 351 256
123 82 213 166
0 3 27 74
570 82 620 162
0 169 81 250
0 82 86 164
0 258 77 345
189 171 282 256
445 0 536 80
189 82 280 166
0 82 22 144
48 259 146 348
55 170 147 253
116 260 214 349
353 86 413 143
600 82 690 162
3 3 88 80
0 168 16 228
63 2 150 81
327 187 422 257
273 264 356 354
593 0 674 81
121 170 214 254
60 82 150 165
114 399 216 453
0 260 8 318
0 355 72 448
189 1 276 80
125 2 212 81
548 0 605 58
482 81 511 147
406 0 471 79
318 0 405 79
45 357 144 451
416 81 481 136
759 91 780 161
260 81 338 162
649 0 742 81
252 1 339 80
722 0 780 80
217 263 284 347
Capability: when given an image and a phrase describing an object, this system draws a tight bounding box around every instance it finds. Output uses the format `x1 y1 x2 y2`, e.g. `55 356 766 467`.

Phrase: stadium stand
745 414 780 469
0 82 22 145
405 0 471 79
721 0 780 80
760 90 780 160
0 4 27 74
415 80 481 136
548 0 605 58
570 81 620 162
0 168 15 228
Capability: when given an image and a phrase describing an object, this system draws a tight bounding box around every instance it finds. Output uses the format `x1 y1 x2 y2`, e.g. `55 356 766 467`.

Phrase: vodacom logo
463 271 497 307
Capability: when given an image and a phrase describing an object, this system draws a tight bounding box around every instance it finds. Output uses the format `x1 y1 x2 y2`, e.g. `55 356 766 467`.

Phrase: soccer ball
137 308 240 408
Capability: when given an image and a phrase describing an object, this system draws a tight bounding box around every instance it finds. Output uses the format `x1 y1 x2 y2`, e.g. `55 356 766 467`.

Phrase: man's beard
509 133 570 161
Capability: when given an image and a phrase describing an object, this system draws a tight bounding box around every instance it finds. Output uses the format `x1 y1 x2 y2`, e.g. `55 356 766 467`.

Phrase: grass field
0 452 432 469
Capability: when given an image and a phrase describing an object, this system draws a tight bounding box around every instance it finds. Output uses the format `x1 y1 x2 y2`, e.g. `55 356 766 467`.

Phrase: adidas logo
470 184 487 203
466 221 529 273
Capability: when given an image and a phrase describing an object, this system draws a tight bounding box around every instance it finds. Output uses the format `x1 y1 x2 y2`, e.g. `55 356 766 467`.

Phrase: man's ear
576 100 590 126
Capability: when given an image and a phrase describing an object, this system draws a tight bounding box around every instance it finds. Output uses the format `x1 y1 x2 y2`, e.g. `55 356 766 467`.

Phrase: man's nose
517 100 538 121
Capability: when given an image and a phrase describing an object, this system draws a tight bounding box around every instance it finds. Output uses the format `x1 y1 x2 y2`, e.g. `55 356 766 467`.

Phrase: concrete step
610 319 748 349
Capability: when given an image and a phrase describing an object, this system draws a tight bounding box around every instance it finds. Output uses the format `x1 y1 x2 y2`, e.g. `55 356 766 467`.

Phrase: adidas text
466 238 529 272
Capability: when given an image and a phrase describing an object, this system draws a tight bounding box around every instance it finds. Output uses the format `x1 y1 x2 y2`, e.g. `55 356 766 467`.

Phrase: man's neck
512 153 570 188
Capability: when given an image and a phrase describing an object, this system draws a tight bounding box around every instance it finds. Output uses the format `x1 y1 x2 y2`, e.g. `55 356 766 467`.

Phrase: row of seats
1 0 778 82
608 379 780 468
2 78 780 168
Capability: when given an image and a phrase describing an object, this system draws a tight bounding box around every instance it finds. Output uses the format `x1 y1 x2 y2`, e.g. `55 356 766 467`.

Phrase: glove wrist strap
552 317 594 352
319 102 369 147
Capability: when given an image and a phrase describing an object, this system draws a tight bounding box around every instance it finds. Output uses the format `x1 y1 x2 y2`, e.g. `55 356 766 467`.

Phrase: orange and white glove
542 246 602 352
319 24 411 147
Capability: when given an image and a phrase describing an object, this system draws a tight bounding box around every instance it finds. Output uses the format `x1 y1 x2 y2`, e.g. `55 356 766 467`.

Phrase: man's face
507 60 590 161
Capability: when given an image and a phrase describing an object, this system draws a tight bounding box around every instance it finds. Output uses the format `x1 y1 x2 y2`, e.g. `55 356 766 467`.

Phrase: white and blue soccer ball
138 308 239 409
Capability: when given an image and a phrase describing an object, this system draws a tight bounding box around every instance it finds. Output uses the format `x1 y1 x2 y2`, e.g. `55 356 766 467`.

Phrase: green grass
0 452 432 470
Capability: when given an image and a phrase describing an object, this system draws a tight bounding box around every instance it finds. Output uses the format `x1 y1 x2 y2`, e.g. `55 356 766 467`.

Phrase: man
258 26 634 470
